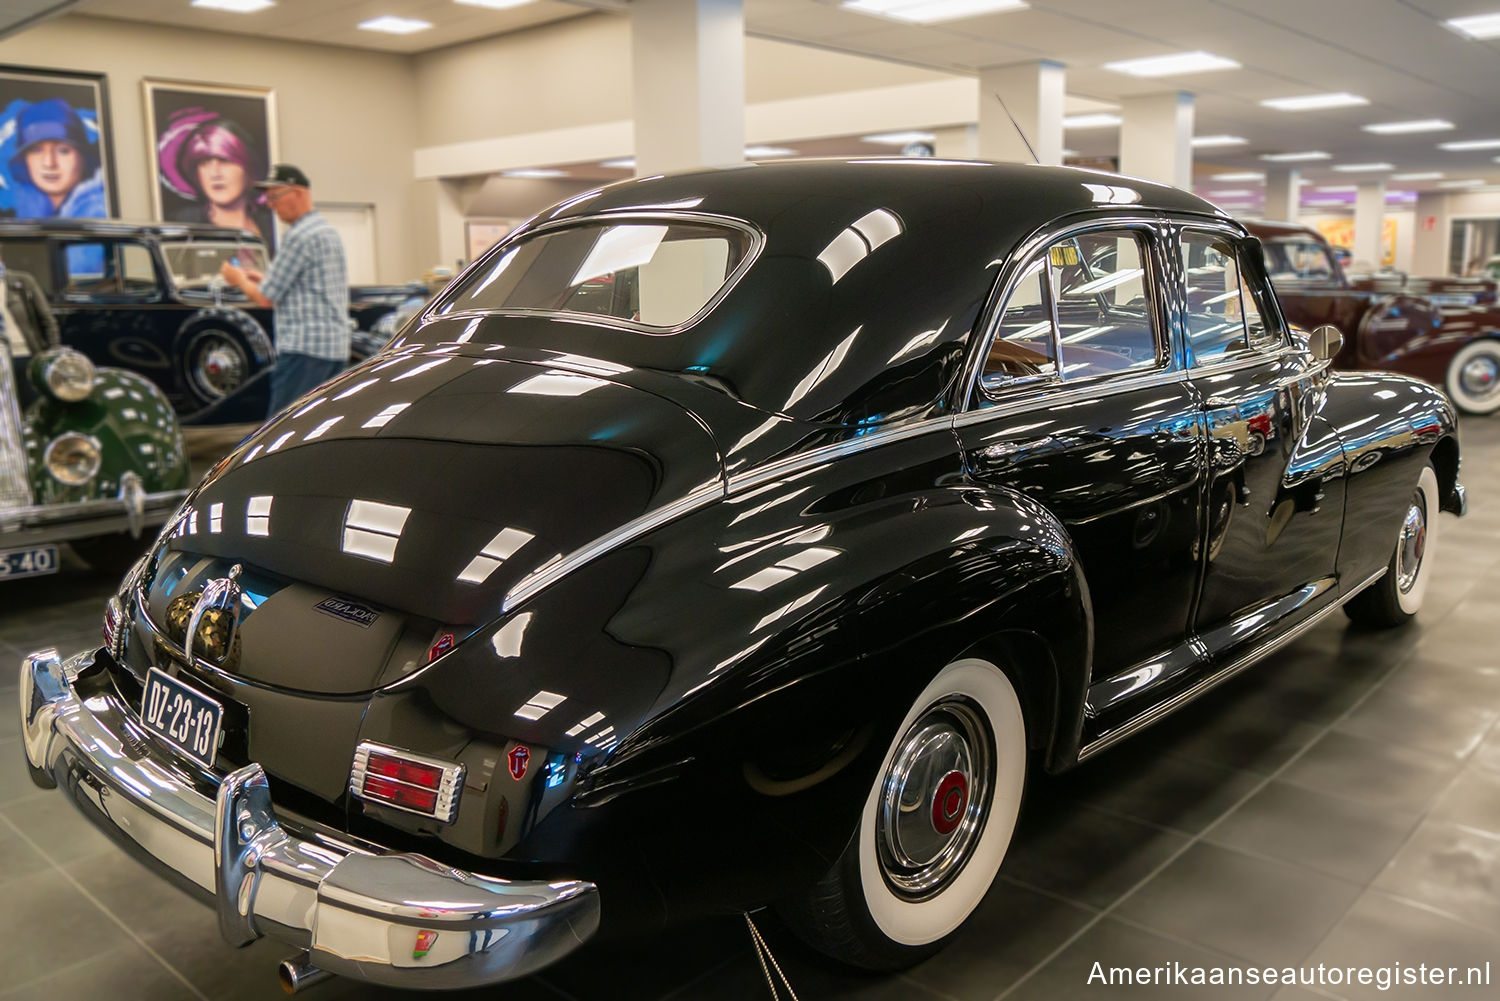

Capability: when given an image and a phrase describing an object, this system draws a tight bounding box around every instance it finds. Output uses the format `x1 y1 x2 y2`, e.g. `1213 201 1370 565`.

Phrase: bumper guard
18 649 601 989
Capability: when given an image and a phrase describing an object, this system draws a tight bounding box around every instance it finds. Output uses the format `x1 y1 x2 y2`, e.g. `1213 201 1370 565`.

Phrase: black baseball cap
254 163 310 189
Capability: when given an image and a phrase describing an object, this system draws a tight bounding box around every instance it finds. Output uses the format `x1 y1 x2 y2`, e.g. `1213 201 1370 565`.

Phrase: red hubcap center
931 770 968 836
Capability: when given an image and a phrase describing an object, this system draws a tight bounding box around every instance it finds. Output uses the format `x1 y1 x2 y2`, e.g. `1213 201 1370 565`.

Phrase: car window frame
426 210 766 337
966 214 1175 411
53 236 162 303
1168 218 1294 373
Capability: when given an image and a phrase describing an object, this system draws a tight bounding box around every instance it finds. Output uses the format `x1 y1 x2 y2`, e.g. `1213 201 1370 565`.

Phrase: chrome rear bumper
18 649 600 989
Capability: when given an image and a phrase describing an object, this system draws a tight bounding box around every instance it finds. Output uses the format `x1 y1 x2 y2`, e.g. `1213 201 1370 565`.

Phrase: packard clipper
19 161 1467 989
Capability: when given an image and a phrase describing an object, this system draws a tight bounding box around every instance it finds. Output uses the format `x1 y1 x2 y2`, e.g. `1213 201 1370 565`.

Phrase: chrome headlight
44 433 102 486
44 350 97 402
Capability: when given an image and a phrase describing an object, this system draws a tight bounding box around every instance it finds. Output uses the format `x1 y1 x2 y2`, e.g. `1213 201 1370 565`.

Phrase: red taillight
351 743 464 823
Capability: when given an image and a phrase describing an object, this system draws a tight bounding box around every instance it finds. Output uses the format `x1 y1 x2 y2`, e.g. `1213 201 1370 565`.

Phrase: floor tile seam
527 974 584 1001
1103 910 1277 969
0 811 210 1001
1354 886 1500 943
891 971 966 1001
0 813 74 1000
992 871 1105 915
989 641 1417 1001
655 951 765 1001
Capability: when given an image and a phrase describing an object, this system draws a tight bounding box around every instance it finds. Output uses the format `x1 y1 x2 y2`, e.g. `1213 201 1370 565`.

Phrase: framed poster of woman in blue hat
0 65 116 220
144 80 276 249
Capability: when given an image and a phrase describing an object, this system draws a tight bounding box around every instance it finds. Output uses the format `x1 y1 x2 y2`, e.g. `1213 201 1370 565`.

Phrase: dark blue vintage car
0 220 423 422
18 161 1468 990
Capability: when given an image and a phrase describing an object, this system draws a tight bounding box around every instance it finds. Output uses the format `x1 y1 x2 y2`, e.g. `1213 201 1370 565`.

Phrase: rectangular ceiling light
1392 172 1443 181
191 0 275 11
358 15 432 34
601 157 635 169
1209 189 1256 198
1213 171 1265 181
1063 113 1122 129
1447 12 1500 39
1104 51 1240 77
456 0 539 9
860 131 937 146
1332 162 1394 172
1315 185 1359 193
1191 135 1247 148
1438 138 1500 151
745 146 797 158
1439 178 1485 187
1259 151 1330 162
841 0 1027 25
1362 119 1455 135
1260 93 1368 112
502 168 567 179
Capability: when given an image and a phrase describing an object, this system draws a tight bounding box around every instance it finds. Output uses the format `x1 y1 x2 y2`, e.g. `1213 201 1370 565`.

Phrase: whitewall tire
781 657 1028 969
1346 464 1440 628
1445 340 1500 415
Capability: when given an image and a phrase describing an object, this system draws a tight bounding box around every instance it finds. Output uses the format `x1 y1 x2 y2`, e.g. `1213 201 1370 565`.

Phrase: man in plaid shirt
220 163 350 415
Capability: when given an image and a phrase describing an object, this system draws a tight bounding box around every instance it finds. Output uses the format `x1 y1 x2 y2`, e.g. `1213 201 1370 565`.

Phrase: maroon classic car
1246 220 1500 414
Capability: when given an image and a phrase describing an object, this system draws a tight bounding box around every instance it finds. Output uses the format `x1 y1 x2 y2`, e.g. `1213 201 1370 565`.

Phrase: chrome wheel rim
1459 353 1499 399
877 697 992 900
192 334 247 400
1397 489 1427 595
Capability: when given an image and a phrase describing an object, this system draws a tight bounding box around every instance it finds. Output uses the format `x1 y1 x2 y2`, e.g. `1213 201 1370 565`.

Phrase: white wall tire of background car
1444 339 1500 415
857 657 1027 948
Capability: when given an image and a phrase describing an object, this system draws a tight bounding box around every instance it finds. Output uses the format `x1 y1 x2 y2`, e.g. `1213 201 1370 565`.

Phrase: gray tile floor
3 419 1499 1000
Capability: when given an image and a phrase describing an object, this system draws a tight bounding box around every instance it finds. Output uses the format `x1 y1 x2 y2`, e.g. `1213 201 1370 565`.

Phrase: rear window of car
433 219 756 330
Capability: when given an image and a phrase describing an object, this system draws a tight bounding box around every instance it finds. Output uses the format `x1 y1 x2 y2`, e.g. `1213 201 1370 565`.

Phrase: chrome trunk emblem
185 564 244 668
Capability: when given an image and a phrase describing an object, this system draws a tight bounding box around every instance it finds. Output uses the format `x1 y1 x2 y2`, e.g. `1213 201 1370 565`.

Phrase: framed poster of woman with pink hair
143 80 277 249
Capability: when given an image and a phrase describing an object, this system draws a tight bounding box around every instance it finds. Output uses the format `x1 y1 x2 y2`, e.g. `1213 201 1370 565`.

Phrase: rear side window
1180 232 1279 364
981 227 1163 395
436 219 756 330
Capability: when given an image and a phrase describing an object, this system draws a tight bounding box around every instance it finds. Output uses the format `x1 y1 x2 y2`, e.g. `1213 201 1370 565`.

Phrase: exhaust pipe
278 954 332 994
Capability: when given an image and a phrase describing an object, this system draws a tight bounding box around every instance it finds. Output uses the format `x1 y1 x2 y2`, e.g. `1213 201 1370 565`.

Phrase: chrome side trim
726 414 955 496
1076 568 1386 762
953 368 1189 430
502 481 724 614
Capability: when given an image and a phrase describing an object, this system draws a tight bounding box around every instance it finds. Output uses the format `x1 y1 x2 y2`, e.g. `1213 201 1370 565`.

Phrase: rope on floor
744 912 800 1001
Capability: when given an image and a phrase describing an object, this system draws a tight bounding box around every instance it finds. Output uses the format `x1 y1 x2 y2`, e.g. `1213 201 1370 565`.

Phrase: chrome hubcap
196 338 246 398
1460 354 1499 398
877 698 992 900
1397 490 1426 595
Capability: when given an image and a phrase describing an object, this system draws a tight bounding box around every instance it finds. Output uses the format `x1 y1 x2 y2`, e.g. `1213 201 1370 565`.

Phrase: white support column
1411 192 1449 275
933 125 979 159
1119 92 1194 187
978 61 1064 165
1353 181 1387 272
630 0 744 176
1264 167 1301 221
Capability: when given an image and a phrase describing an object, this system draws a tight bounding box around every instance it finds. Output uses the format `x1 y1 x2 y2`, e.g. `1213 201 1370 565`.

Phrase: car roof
551 158 1230 236
0 219 263 243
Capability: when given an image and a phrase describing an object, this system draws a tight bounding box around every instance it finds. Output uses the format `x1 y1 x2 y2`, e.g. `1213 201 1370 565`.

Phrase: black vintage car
0 220 423 420
19 161 1466 990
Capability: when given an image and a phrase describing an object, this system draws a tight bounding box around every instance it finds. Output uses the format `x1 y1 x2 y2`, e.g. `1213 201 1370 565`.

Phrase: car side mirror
1309 324 1343 363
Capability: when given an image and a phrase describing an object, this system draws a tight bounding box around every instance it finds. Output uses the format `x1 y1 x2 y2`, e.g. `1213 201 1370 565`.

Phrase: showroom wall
0 15 425 282
411 12 956 149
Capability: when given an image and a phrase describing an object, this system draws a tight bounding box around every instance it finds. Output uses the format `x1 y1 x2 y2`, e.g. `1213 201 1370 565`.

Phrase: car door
50 238 171 380
1175 224 1345 667
956 219 1207 730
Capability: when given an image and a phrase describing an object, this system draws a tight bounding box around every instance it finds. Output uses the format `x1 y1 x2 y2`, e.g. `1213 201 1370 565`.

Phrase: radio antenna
994 92 1039 164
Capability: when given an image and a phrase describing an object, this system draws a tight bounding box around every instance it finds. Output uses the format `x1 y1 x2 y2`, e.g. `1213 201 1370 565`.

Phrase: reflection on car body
18 161 1468 990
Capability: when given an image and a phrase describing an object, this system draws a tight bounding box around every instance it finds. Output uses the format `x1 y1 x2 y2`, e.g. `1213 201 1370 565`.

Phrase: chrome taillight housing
350 742 465 823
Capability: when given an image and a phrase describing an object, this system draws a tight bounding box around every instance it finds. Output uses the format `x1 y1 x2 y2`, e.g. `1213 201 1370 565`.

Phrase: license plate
141 668 224 769
0 545 59 580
